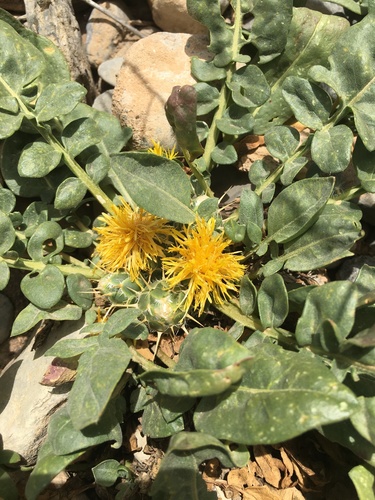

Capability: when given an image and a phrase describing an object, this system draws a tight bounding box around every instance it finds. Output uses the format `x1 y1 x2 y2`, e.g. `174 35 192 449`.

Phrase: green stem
1 255 103 279
182 149 214 196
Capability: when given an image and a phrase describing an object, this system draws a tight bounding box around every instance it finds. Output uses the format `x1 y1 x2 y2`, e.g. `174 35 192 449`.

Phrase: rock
336 255 375 282
148 0 229 34
98 57 124 86
0 319 84 464
148 0 207 34
0 294 13 345
112 31 211 150
86 0 134 67
305 0 345 15
93 90 114 113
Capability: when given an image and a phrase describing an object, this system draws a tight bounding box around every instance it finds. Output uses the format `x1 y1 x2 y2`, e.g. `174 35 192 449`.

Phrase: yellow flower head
163 217 245 315
95 199 174 281
148 140 179 161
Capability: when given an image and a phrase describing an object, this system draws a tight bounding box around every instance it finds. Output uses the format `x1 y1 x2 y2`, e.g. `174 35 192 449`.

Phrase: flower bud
98 273 140 305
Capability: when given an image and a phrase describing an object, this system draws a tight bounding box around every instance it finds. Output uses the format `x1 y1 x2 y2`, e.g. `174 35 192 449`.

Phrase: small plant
0 1 374 498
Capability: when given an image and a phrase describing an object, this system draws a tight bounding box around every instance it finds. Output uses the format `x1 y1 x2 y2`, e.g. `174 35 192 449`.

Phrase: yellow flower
148 140 179 161
163 217 245 315
95 199 174 281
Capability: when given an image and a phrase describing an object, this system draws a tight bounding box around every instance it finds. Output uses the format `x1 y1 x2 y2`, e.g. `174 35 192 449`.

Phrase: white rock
0 319 84 464
148 0 207 34
98 57 124 86
86 0 132 67
148 0 230 34
112 31 211 150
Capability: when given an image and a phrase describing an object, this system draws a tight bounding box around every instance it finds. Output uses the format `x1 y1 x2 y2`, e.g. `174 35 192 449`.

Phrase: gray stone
358 193 375 226
0 319 84 464
93 90 114 113
86 0 133 67
98 57 124 86
0 294 13 344
112 31 211 150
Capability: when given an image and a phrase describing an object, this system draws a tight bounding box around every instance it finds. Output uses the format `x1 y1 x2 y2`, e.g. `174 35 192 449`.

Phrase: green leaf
349 465 375 500
280 157 308 185
267 177 334 244
253 8 349 134
353 137 375 192
194 343 359 444
228 65 270 108
295 281 358 347
187 0 237 67
0 261 10 290
282 201 362 271
18 140 62 178
251 0 293 64
310 12 375 150
211 142 238 165
0 19 44 92
45 336 99 358
351 396 375 446
1 132 69 201
258 274 288 328
224 219 246 243
195 82 220 115
140 357 253 398
282 76 332 129
62 117 101 157
191 58 226 83
216 104 254 135
239 275 257 316
27 221 64 262
142 396 185 439
0 469 18 500
66 274 93 310
54 177 87 210
21 265 65 309
103 308 142 337
0 110 23 140
67 338 131 430
63 228 93 249
92 459 123 487
0 210 15 255
51 400 123 455
0 188 15 214
311 125 353 173
109 152 194 223
35 82 86 122
11 302 45 336
265 125 300 162
24 438 84 500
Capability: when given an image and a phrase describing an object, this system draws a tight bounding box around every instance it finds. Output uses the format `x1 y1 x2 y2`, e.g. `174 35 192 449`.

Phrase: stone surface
93 89 114 113
112 31 211 149
98 57 124 86
86 0 133 67
0 319 84 464
358 193 375 226
148 0 207 34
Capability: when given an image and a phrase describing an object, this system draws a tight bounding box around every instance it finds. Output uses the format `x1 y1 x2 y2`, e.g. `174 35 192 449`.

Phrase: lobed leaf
252 8 349 134
228 65 270 108
349 465 375 500
265 125 300 162
250 0 293 63
0 210 15 255
310 11 375 150
35 82 86 122
353 137 375 192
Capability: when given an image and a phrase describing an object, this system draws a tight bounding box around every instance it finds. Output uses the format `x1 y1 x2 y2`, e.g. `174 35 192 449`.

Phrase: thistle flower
163 217 245 315
95 199 174 281
147 140 179 161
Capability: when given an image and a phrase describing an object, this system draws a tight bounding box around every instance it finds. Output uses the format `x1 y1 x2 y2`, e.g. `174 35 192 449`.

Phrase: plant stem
0 255 103 279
